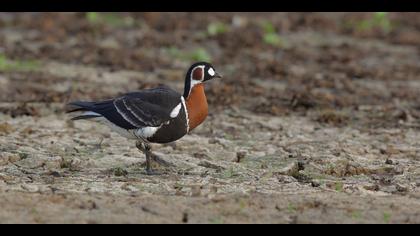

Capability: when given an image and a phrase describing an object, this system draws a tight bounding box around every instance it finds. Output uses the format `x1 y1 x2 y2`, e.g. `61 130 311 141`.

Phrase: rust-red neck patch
192 67 204 81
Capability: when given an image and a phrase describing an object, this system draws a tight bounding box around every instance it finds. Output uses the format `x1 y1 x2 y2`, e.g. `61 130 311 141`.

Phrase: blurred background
1 12 420 128
1 13 420 223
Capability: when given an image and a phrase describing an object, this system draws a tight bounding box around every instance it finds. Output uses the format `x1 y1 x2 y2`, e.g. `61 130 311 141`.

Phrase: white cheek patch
208 68 215 76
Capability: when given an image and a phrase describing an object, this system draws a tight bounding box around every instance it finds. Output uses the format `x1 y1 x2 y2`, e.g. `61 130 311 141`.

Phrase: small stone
193 152 209 159
396 184 408 192
21 184 39 193
311 180 321 187
43 156 63 169
198 161 224 171
191 185 202 197
385 159 393 165
8 153 21 163
363 184 380 191
0 155 9 166
278 162 300 176
49 171 62 177
0 173 14 182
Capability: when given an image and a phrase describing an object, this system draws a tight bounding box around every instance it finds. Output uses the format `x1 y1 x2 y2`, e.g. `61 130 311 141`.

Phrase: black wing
68 86 182 129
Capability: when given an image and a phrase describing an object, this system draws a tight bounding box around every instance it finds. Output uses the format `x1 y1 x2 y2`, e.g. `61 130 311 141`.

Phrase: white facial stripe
191 65 205 81
208 68 215 76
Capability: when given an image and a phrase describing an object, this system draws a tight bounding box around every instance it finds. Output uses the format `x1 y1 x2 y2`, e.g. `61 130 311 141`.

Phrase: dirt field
1 12 420 223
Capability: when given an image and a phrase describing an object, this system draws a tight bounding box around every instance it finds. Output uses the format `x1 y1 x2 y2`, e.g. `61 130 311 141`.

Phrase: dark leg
136 141 157 175
135 141 175 175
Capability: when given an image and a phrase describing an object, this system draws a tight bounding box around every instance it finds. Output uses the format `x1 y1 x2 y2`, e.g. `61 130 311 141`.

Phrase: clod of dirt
0 155 8 166
112 167 128 177
182 212 189 223
0 104 39 118
311 181 321 187
0 152 21 166
315 109 349 126
48 171 62 177
324 160 369 177
385 159 393 165
277 161 305 176
236 151 247 163
363 184 380 191
193 152 209 159
0 123 13 134
191 185 202 197
198 161 225 171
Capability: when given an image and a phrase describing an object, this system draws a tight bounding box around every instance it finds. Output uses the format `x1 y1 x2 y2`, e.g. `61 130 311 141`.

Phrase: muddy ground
1 12 420 223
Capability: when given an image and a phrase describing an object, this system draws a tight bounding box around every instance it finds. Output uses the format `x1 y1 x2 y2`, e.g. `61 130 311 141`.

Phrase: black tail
66 101 95 113
66 101 102 120
71 114 101 121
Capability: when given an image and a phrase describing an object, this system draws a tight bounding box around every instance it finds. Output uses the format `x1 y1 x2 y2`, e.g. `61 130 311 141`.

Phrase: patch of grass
86 12 100 24
18 152 30 160
223 133 234 140
335 182 344 192
207 21 229 36
167 47 212 62
238 198 248 210
355 12 392 34
86 12 135 27
190 48 212 62
351 210 363 220
220 167 237 179
383 212 391 224
260 21 285 47
287 203 297 213
0 54 40 72
209 216 224 224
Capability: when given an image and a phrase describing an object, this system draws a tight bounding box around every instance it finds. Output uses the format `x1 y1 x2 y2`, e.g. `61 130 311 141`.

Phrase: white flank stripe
170 103 182 118
113 99 140 127
136 126 160 138
122 99 147 124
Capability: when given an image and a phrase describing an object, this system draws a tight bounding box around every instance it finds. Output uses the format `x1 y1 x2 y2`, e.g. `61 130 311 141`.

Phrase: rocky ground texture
1 13 420 223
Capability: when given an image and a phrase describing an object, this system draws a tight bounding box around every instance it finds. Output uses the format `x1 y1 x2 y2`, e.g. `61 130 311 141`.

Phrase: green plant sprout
260 21 284 47
207 21 228 36
86 12 135 27
86 12 99 24
167 47 212 62
351 210 363 220
383 212 391 224
0 54 40 72
335 182 344 192
356 12 392 33
287 203 297 213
